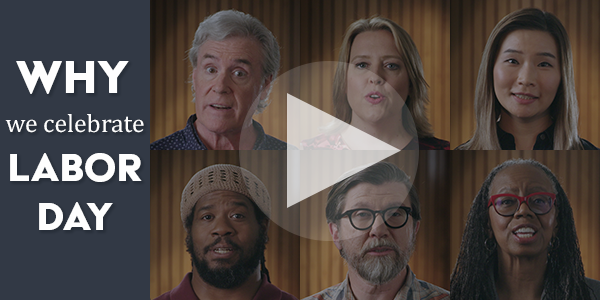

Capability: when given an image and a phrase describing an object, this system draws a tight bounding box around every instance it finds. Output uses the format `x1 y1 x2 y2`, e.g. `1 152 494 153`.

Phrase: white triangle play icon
286 93 400 207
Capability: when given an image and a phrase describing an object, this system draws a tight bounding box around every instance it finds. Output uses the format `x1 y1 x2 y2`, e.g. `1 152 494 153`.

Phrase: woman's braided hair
450 159 591 300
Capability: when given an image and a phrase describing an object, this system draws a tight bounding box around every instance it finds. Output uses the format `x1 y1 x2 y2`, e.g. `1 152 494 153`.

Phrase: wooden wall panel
150 0 300 144
299 151 452 298
150 151 300 298
449 151 600 283
450 0 600 148
299 0 451 144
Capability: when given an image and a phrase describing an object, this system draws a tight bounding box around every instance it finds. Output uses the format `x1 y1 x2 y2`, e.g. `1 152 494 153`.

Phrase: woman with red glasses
450 159 600 300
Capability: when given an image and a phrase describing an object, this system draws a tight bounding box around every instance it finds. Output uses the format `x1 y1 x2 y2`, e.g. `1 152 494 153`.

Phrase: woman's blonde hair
458 8 583 150
332 16 434 138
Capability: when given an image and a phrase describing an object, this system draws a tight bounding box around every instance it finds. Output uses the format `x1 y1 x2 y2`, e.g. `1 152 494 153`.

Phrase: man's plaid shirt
302 266 449 300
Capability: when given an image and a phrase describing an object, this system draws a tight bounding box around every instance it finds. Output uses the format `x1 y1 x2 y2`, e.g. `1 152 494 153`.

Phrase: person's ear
329 222 342 250
413 220 420 236
262 218 270 231
259 74 273 101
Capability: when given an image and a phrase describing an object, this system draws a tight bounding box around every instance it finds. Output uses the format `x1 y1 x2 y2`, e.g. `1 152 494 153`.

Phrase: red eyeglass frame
488 192 556 216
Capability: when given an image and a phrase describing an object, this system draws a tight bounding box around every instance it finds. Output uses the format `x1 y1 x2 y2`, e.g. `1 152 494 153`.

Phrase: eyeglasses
338 206 412 230
488 192 556 216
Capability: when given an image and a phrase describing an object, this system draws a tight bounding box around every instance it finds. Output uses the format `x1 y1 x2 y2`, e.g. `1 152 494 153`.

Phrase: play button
286 93 400 207
241 61 419 240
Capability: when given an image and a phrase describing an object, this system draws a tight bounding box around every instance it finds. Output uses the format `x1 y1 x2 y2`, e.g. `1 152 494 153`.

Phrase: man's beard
340 237 415 285
186 228 267 289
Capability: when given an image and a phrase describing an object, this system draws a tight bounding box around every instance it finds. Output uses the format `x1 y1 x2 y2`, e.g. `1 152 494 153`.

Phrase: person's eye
531 198 544 204
231 213 245 219
530 196 550 204
385 63 400 70
355 62 368 69
206 66 217 74
500 198 517 206
233 70 247 77
505 58 519 65
353 210 371 218
201 214 213 221
538 61 553 67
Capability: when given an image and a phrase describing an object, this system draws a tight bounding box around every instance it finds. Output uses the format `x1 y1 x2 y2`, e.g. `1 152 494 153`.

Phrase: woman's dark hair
450 159 591 299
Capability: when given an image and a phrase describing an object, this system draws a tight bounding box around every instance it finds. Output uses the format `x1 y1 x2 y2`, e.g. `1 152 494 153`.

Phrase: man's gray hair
188 10 280 113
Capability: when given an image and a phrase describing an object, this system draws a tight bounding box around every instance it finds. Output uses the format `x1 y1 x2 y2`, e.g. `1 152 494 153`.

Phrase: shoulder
300 133 348 150
153 290 173 300
413 278 450 300
252 120 296 150
454 141 469 150
254 276 299 300
302 282 345 300
260 134 296 150
151 129 188 150
152 273 196 300
151 115 203 150
580 138 599 150
418 136 450 150
586 277 600 299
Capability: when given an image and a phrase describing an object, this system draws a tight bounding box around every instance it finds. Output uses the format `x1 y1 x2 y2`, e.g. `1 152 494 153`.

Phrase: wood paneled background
150 0 451 145
150 151 300 298
450 0 600 148
450 151 600 286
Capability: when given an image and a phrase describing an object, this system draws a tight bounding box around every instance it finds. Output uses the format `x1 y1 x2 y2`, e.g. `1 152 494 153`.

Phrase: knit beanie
181 164 271 225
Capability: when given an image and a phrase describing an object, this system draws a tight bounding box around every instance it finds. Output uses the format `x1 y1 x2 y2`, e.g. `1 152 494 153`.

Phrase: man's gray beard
341 237 414 285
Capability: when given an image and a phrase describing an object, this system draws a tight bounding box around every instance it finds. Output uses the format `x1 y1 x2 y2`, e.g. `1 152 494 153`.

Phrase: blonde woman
457 8 597 150
301 17 449 150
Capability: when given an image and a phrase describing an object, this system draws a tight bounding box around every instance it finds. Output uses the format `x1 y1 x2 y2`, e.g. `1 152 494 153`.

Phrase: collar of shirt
165 272 294 300
497 123 555 150
335 266 446 300
187 114 268 150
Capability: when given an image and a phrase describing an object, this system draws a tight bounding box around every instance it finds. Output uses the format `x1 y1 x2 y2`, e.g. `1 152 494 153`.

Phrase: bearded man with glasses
303 162 449 300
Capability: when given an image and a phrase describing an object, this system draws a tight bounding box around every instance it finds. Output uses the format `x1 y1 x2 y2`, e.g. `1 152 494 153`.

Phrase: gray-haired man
154 164 297 300
304 162 449 300
151 10 288 150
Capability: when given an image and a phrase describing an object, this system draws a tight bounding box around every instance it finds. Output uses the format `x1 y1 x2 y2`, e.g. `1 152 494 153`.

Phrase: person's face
188 190 266 288
346 30 410 126
329 181 419 285
493 30 561 121
488 164 557 259
193 37 272 135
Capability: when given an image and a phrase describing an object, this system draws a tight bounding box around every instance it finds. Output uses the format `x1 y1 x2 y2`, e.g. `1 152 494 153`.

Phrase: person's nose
368 65 385 86
514 199 535 218
211 216 235 237
517 63 537 87
369 213 390 238
212 72 232 94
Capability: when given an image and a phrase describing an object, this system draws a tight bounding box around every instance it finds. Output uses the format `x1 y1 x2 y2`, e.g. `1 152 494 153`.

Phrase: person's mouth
365 91 385 104
208 243 239 259
209 104 232 110
213 247 234 254
511 93 538 104
513 226 536 238
365 246 396 256
204 238 240 254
